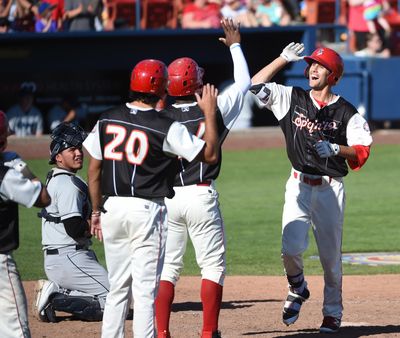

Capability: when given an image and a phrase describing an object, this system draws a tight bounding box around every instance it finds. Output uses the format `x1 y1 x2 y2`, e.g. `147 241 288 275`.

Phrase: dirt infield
17 128 400 337
25 274 400 337
7 127 400 159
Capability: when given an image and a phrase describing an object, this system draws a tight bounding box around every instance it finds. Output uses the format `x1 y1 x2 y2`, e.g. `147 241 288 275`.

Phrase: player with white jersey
33 122 110 323
0 110 51 338
83 58 219 338
250 43 373 333
155 18 250 338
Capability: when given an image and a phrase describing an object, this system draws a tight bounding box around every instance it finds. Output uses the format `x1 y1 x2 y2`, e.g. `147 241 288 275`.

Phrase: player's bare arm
87 155 103 241
34 184 51 208
195 84 219 164
252 42 304 84
219 18 241 47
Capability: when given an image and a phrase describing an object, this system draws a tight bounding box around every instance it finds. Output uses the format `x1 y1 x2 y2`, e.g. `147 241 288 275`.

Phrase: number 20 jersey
91 104 180 199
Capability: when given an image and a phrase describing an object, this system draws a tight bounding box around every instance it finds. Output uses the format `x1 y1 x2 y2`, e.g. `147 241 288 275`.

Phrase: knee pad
50 293 103 321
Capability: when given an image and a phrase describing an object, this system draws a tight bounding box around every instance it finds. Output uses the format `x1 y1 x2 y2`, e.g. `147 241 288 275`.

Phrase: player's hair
49 122 87 164
128 91 161 105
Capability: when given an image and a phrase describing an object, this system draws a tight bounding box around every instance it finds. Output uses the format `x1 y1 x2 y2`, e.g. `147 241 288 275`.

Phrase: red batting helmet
167 57 204 96
304 47 344 86
130 59 168 98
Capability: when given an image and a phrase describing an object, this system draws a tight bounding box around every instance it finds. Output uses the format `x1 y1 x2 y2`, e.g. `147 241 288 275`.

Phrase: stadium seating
103 0 179 30
142 0 179 29
103 0 143 29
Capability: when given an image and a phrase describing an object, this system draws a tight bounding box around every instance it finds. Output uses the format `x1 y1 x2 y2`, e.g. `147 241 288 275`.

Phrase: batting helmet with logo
49 122 87 164
304 47 344 86
130 59 168 99
167 57 204 97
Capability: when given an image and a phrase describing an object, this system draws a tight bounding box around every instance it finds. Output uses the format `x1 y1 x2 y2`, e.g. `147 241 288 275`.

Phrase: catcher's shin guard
50 293 103 321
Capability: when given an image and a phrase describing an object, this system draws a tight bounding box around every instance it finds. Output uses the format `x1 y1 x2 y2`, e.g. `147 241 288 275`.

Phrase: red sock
155 280 175 336
200 279 223 333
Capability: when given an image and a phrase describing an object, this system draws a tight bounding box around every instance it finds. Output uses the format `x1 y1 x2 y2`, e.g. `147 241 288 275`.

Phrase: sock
155 281 175 335
287 272 305 293
200 279 223 333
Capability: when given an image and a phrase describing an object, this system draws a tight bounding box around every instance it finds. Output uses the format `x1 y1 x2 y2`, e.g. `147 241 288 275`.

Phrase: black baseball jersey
92 105 180 199
279 87 358 177
253 82 370 177
161 105 227 186
0 165 19 252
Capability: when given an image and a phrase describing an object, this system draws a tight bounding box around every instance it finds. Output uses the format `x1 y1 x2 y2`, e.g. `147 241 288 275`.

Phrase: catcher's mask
304 47 344 86
167 57 204 97
49 122 87 164
130 59 168 99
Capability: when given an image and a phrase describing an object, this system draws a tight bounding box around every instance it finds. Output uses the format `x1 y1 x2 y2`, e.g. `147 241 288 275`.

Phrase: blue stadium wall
0 25 399 129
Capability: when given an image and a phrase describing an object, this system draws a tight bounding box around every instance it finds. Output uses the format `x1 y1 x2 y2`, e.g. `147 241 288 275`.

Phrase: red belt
197 180 212 186
293 171 325 186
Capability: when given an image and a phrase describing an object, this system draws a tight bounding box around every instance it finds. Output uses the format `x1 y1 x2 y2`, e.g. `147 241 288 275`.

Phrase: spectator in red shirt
181 0 222 28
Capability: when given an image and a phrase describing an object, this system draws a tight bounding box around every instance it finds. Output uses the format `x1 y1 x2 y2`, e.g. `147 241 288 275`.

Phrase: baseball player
0 110 51 338
250 43 373 333
83 59 220 338
33 122 110 322
155 18 250 338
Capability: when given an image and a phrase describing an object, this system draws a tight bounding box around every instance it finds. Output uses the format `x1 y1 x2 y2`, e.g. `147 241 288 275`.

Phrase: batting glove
6 158 36 179
315 141 340 158
280 42 305 63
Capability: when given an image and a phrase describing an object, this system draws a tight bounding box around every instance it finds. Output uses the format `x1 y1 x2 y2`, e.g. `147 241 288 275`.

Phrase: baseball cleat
282 283 310 326
319 316 341 333
33 279 59 322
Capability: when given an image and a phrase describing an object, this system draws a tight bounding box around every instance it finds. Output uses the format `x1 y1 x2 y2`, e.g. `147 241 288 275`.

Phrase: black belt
46 245 86 255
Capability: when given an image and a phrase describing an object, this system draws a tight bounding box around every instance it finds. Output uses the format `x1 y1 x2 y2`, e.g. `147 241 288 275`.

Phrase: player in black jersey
83 59 219 338
250 43 373 333
155 18 250 338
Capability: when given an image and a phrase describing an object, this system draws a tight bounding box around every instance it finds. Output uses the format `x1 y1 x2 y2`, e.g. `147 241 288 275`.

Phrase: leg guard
50 293 103 321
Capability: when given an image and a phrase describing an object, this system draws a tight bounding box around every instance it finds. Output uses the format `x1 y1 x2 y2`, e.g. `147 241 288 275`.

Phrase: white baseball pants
101 196 167 338
281 168 345 319
0 253 31 338
161 183 226 286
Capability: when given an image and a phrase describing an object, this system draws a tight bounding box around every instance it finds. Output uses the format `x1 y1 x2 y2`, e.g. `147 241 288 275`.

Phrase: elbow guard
348 145 371 170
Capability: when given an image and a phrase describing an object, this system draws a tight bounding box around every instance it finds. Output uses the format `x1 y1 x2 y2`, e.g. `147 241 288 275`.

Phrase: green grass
15 144 400 280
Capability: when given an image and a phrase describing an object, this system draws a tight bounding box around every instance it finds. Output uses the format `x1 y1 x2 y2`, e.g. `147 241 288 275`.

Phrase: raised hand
219 18 241 47
280 42 305 63
195 84 218 117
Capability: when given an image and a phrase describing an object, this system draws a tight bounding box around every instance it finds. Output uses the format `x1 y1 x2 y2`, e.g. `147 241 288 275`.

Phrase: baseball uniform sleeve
0 169 42 207
83 121 103 160
346 113 373 146
217 43 251 129
251 82 293 121
163 121 205 162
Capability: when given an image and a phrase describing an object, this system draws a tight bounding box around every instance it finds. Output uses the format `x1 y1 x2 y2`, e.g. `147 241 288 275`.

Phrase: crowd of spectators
0 0 302 33
0 0 102 32
1 0 398 56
